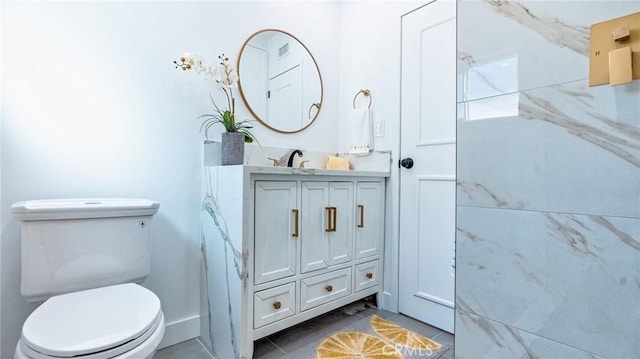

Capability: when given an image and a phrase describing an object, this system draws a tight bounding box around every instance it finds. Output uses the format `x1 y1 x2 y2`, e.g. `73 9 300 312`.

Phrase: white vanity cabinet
300 181 354 273
201 165 387 359
254 181 298 285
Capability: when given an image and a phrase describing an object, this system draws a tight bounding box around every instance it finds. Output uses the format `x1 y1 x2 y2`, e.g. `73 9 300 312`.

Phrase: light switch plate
589 12 640 86
374 119 385 137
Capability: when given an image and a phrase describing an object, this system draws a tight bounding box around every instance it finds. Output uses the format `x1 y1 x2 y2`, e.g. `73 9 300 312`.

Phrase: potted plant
174 53 257 165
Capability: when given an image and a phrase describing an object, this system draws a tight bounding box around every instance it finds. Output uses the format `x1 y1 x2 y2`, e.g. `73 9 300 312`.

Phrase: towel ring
352 89 372 109
308 102 321 120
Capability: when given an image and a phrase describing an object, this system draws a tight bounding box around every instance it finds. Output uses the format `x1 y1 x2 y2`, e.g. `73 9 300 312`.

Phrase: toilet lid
21 283 162 358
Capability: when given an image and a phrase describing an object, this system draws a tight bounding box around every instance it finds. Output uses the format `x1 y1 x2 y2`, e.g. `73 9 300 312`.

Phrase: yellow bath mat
316 332 403 359
316 315 446 359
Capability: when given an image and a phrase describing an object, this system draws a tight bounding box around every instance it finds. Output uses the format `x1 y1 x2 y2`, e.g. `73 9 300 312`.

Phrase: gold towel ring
352 89 372 109
308 102 321 120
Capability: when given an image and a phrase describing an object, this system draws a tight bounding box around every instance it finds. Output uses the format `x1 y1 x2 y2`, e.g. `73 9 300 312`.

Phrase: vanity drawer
355 260 380 292
300 268 352 311
254 282 296 328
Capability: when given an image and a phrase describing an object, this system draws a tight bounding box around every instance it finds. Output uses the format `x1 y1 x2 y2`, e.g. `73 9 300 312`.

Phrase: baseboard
379 291 396 312
158 314 200 349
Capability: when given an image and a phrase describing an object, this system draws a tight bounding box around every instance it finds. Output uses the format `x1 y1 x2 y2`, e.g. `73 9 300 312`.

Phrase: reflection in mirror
237 29 323 133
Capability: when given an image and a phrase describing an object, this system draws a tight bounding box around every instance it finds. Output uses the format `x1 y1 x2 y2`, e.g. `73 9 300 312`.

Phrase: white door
268 64 303 130
241 45 269 120
399 0 456 334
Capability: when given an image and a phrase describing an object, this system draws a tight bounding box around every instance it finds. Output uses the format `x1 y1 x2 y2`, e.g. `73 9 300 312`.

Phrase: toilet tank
11 198 160 302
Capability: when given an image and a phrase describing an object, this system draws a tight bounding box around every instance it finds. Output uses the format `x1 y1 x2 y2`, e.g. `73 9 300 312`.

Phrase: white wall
338 0 425 311
0 1 341 356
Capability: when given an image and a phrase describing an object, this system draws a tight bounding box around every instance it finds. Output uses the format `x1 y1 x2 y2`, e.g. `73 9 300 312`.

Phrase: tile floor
154 306 454 359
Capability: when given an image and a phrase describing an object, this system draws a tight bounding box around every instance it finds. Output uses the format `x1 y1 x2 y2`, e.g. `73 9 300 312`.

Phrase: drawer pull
325 207 332 232
325 285 333 292
325 207 337 232
331 207 337 232
366 272 373 279
273 301 282 310
292 209 299 238
358 205 364 228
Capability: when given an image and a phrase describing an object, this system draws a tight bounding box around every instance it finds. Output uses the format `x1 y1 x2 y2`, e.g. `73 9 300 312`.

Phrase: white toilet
11 198 165 359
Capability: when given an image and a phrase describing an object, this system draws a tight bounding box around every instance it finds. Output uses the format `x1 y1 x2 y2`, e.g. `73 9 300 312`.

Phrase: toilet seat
18 283 163 359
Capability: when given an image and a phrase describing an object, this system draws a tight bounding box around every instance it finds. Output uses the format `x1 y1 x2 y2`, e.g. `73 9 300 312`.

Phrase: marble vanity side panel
456 206 640 358
200 166 246 359
458 80 640 218
455 310 606 359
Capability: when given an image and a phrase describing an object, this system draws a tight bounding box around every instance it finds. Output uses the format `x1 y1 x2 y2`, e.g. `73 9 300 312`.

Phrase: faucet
287 149 303 167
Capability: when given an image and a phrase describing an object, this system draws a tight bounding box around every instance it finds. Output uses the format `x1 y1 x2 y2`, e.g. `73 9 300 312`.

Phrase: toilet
11 198 165 359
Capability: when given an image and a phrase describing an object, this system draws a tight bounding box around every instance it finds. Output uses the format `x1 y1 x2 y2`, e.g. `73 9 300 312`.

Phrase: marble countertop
214 165 391 178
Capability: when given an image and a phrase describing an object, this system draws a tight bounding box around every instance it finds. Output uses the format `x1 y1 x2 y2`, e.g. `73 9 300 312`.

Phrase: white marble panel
200 167 246 359
457 0 640 103
456 206 640 358
458 80 640 218
455 310 606 359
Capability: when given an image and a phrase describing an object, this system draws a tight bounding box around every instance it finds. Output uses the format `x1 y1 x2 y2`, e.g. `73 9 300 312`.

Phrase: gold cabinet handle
273 301 281 310
292 209 299 238
366 272 373 279
325 285 333 292
325 207 332 232
357 205 364 228
331 207 337 232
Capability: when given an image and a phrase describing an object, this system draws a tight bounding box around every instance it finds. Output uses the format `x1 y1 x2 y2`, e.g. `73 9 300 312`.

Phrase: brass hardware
325 207 332 232
366 273 373 279
268 157 280 166
273 301 282 310
325 207 337 232
331 207 337 232
612 24 630 42
325 285 333 292
300 160 310 168
589 12 640 86
609 46 633 85
353 89 372 109
292 209 299 237
357 205 364 228
308 103 321 120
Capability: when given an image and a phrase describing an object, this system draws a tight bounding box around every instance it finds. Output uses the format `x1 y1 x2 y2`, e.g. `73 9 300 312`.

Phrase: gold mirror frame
237 29 323 134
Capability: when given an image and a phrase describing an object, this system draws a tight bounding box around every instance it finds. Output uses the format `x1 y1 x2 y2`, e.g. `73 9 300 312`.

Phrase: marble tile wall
456 1 640 358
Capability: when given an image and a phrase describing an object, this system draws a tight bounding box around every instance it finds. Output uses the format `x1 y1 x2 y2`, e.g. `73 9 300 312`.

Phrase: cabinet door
355 181 383 259
327 182 354 266
300 182 330 273
254 181 298 284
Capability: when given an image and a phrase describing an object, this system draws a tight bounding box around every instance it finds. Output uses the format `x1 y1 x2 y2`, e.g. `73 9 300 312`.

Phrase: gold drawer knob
366 273 373 279
273 301 282 310
325 285 333 292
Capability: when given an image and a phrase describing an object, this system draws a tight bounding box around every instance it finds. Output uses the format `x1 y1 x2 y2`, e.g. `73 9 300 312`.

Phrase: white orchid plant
174 53 256 143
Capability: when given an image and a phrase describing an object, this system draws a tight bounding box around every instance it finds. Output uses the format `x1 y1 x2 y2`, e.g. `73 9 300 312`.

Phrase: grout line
266 337 287 355
194 337 215 359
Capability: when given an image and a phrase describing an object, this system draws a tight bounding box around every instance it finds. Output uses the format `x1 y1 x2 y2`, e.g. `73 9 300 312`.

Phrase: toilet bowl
14 284 165 359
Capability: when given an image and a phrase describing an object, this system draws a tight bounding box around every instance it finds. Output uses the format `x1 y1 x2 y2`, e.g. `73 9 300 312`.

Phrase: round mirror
237 29 323 134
